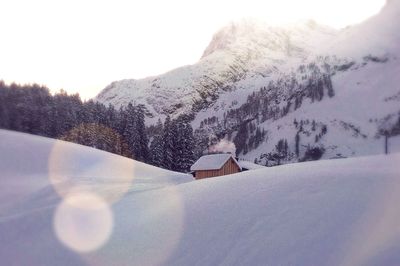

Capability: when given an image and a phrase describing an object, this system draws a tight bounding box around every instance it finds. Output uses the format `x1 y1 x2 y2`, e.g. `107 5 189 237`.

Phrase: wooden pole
385 132 389 155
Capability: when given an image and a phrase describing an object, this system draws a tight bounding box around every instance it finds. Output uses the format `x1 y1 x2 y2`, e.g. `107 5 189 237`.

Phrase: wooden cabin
190 154 241 179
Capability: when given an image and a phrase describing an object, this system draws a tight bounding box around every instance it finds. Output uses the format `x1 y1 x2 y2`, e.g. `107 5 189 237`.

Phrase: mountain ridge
96 18 337 118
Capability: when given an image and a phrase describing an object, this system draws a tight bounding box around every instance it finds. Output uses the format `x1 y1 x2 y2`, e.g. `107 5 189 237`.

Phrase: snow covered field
1 129 400 265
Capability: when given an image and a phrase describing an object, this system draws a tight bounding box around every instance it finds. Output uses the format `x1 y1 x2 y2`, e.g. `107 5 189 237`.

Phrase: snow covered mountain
2 130 400 265
96 0 400 164
96 19 336 118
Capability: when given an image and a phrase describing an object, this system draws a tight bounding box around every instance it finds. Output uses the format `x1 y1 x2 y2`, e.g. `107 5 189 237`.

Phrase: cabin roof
190 154 240 171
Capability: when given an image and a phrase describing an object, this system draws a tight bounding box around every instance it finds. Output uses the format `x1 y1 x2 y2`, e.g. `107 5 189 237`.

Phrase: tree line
0 81 195 172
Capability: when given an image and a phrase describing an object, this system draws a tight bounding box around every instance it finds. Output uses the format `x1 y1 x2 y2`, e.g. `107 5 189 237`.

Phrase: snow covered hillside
96 0 400 165
0 129 192 218
2 130 400 265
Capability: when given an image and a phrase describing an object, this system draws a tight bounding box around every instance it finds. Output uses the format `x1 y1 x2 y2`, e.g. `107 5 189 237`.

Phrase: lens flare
53 192 113 253
48 123 135 204
83 185 186 266
341 180 400 265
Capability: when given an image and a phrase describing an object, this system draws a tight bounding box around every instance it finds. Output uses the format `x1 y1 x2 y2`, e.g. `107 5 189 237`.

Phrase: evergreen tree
122 103 149 162
175 117 195 172
233 123 249 155
150 134 164 167
135 104 149 162
149 119 164 166
274 139 289 165
295 132 300 158
122 103 140 160
162 115 174 170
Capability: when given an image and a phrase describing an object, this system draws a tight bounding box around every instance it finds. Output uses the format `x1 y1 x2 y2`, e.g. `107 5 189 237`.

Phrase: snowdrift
1 130 400 265
0 129 192 218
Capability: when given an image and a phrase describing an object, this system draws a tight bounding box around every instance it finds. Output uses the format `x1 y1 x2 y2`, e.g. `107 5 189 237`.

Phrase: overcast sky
0 0 386 99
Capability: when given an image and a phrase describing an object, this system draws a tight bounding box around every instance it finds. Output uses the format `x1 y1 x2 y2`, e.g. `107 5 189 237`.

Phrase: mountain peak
201 18 336 59
201 19 264 59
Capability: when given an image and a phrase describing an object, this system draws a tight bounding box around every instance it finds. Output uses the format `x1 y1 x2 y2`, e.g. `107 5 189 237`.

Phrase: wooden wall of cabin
195 158 240 179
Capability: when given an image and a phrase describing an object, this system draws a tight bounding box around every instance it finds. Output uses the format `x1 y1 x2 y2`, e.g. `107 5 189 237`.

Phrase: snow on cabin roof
190 154 240 171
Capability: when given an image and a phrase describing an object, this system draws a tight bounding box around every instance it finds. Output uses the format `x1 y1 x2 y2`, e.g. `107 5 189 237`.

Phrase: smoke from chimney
209 139 236 155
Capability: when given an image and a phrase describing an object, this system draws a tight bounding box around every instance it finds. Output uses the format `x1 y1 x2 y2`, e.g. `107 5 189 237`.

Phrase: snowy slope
0 129 192 217
2 130 400 265
240 56 400 163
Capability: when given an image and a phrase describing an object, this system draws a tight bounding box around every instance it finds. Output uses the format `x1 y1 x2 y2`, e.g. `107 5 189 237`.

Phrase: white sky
0 0 386 99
